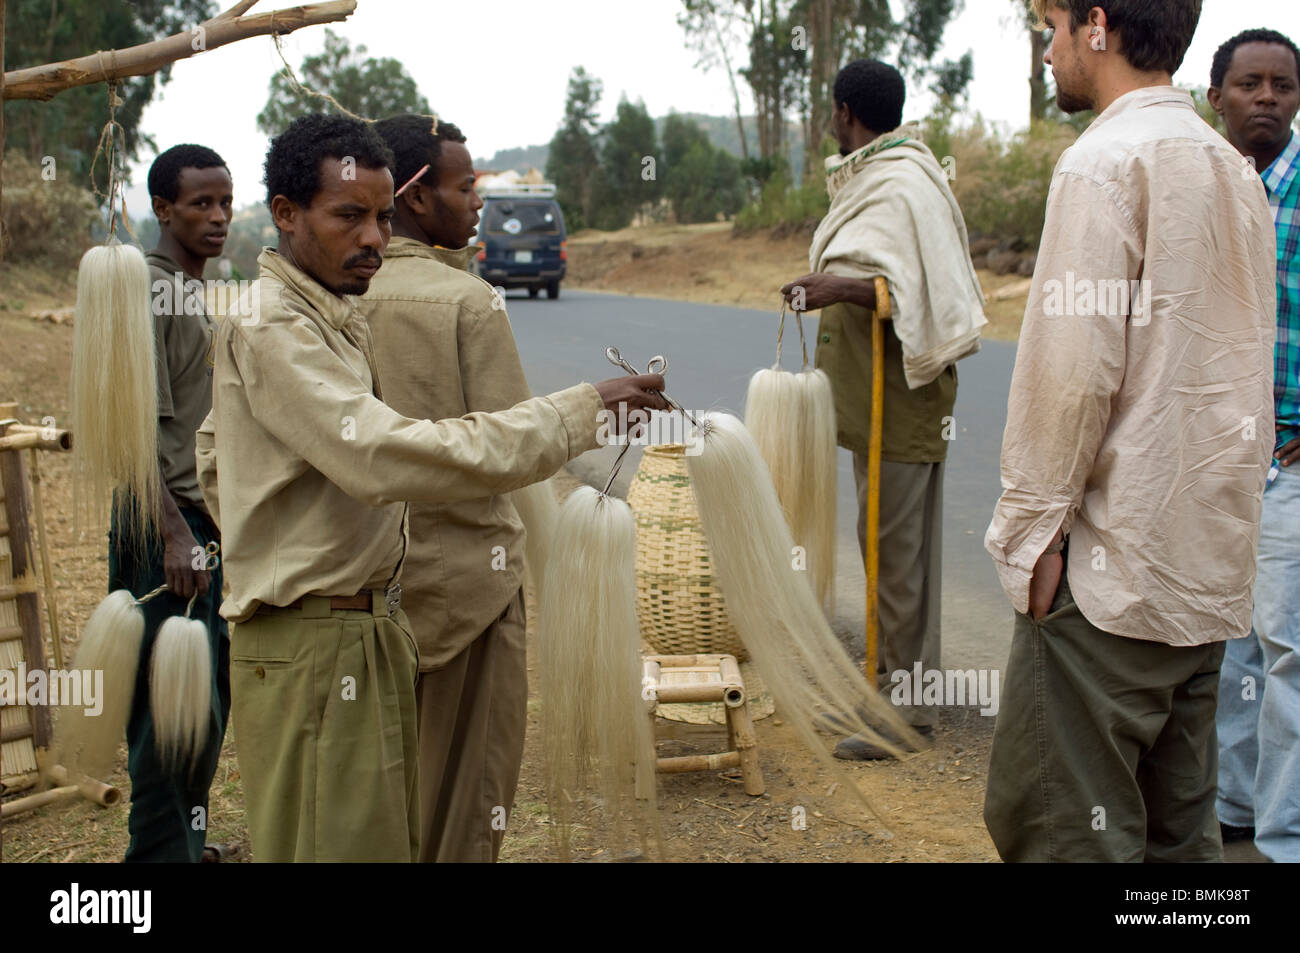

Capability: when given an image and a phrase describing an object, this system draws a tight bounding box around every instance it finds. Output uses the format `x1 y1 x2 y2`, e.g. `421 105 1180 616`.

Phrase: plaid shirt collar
1261 131 1300 202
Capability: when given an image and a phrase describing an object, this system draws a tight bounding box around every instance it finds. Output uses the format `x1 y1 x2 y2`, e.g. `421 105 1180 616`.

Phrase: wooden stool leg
636 707 656 801
726 703 765 796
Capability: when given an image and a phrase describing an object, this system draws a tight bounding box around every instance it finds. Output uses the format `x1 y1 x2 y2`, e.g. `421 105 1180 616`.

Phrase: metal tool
604 346 700 428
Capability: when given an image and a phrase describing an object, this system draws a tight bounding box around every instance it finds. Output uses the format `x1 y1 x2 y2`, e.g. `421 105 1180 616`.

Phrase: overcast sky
122 0 1300 218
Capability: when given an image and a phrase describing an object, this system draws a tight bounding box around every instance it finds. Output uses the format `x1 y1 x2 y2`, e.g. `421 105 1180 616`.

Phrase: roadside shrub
1 151 100 267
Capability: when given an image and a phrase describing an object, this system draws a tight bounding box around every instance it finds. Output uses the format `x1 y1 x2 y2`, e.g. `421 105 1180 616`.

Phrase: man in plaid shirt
1209 27 1300 862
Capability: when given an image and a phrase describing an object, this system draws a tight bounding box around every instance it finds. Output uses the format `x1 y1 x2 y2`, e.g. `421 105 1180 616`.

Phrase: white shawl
810 131 987 389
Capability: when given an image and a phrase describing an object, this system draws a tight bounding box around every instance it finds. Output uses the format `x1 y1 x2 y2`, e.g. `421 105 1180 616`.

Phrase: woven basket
627 444 747 661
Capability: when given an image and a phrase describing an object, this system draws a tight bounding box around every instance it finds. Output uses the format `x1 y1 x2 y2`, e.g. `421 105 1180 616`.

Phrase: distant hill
475 113 806 179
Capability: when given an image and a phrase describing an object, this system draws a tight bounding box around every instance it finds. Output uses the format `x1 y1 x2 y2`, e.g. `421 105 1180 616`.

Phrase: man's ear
400 180 433 217
151 195 171 226
1087 5 1111 52
1207 86 1225 116
270 194 297 235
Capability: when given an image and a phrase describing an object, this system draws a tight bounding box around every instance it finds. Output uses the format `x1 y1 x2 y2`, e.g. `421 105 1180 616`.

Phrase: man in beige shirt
194 114 666 862
362 114 540 862
983 1 1276 862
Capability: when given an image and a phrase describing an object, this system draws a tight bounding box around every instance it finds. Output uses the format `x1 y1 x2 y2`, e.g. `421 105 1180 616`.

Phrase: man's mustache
344 253 382 268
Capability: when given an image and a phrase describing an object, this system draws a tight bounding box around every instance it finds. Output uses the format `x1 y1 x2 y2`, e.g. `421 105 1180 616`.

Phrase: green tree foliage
680 0 969 178
256 29 432 135
3 0 216 189
593 97 661 230
545 67 604 232
661 113 746 223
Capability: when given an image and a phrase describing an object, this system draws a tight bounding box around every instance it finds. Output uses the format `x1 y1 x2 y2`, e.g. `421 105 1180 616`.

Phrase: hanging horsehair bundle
149 614 212 774
686 412 924 819
745 366 838 610
539 485 660 860
70 242 159 540
509 477 560 609
57 590 145 782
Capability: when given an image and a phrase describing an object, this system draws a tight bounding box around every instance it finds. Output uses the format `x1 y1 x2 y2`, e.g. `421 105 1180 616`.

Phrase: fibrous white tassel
745 367 838 610
149 616 212 774
58 589 144 781
70 242 159 540
510 477 560 607
686 412 923 820
539 486 658 860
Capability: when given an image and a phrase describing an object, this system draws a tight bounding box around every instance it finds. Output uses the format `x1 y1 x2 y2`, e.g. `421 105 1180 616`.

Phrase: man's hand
1278 436 1300 468
162 526 210 601
1028 549 1063 621
780 273 846 312
593 373 671 435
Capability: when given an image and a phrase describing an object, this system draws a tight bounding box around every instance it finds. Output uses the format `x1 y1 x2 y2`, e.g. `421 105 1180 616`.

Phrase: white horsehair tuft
745 366 838 609
57 589 144 781
70 242 160 540
149 614 212 774
686 411 924 821
539 485 659 860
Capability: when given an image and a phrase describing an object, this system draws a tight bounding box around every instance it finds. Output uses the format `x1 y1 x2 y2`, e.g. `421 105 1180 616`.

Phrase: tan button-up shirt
985 86 1277 646
361 236 535 670
195 248 602 623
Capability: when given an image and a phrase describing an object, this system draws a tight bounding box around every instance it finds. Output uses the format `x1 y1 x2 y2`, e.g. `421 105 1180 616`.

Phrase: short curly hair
372 115 467 193
833 59 906 133
263 113 395 211
148 144 227 204
1211 28 1300 88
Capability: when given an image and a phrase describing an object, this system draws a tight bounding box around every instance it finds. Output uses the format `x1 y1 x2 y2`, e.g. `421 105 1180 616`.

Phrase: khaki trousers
853 455 944 728
983 566 1226 862
415 588 527 863
229 593 420 862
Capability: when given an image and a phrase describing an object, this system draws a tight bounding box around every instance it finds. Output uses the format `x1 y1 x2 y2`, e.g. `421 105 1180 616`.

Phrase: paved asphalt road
506 288 1018 674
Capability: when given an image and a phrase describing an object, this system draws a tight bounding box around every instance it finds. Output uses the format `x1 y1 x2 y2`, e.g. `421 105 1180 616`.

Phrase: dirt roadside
564 222 1031 341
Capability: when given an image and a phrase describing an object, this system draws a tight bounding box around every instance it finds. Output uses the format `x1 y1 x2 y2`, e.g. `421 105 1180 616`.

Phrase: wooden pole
0 403 53 750
29 449 63 669
866 278 891 686
2 0 358 102
1 784 80 818
1 0 8 261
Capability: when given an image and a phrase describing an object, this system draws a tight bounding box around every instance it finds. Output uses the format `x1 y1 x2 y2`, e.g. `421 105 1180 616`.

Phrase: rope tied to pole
87 56 136 243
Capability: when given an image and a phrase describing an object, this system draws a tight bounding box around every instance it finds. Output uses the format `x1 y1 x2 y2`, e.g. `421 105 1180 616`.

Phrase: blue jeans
1216 463 1300 861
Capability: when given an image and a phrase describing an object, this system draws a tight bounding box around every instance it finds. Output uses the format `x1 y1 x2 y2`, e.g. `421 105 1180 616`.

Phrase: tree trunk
707 3 749 163
1 0 8 260
1030 27 1047 123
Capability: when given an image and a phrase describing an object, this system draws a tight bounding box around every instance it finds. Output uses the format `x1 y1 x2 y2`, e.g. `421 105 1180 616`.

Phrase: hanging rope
86 58 137 243
774 298 811 371
269 22 439 133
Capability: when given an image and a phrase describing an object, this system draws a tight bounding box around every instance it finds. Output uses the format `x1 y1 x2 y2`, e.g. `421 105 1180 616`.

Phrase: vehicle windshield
484 200 561 235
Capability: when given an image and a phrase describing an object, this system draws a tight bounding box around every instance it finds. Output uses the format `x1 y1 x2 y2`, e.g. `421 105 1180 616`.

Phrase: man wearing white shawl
781 59 986 759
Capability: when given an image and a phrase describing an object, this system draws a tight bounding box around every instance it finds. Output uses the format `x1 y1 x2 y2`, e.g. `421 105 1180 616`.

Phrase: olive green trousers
984 568 1225 863
230 593 420 862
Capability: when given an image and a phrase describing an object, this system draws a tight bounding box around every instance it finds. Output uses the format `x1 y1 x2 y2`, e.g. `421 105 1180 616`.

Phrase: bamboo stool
640 653 764 796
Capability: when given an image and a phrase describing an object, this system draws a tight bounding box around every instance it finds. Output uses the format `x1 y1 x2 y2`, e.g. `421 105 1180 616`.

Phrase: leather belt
284 593 373 611
276 584 402 613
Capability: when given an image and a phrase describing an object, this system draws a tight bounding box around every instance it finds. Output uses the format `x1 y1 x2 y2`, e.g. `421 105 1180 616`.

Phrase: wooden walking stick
866 277 891 684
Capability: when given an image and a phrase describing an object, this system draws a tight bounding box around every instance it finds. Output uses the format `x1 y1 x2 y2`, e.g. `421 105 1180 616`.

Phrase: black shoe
1219 822 1255 844
833 724 933 761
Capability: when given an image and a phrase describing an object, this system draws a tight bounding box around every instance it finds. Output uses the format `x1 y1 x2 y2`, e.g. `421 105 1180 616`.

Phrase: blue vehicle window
485 200 561 235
